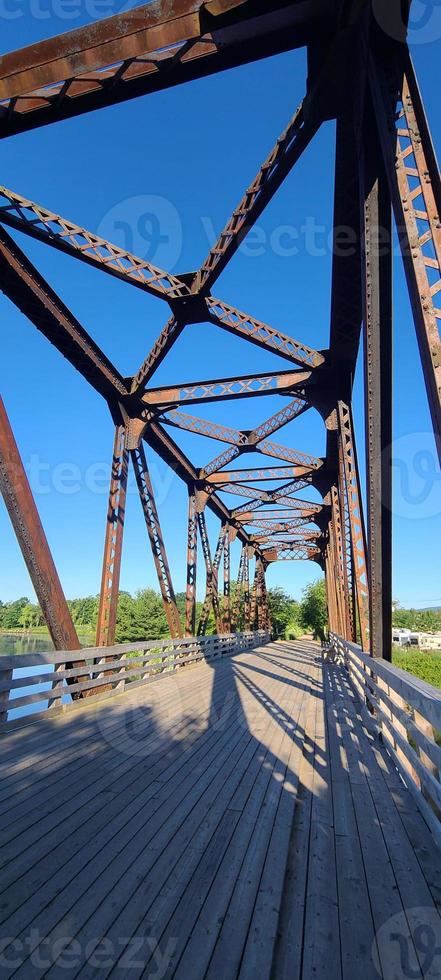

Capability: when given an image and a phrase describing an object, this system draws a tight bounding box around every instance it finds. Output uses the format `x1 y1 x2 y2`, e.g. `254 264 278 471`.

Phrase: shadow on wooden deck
0 640 440 979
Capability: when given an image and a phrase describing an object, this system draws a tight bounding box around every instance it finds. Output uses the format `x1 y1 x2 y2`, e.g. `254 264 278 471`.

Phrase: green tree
267 587 300 638
301 579 327 640
0 597 29 629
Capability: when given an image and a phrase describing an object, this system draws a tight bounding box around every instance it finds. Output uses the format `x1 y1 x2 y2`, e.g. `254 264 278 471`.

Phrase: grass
392 646 441 690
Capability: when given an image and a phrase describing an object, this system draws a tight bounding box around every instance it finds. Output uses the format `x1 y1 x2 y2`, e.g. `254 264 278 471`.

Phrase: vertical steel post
0 396 82 670
197 520 224 635
361 103 393 660
185 485 198 636
231 545 244 632
243 548 251 630
337 401 370 651
131 443 182 638
223 524 231 633
96 424 128 647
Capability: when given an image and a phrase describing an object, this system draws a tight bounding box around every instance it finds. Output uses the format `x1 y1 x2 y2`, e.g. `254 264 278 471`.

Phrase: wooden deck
1 639 441 979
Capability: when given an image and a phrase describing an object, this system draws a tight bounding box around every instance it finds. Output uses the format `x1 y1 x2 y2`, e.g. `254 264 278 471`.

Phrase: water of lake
0 633 93 722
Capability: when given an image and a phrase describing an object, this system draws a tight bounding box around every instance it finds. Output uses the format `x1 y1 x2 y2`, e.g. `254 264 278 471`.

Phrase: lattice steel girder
0 227 127 401
143 421 254 548
231 545 246 631
131 318 186 393
96 424 129 648
263 544 322 562
164 406 321 467
163 409 249 446
197 520 225 635
222 523 231 632
131 443 182 638
197 509 221 631
247 396 310 442
206 298 325 369
338 433 356 643
206 464 311 483
369 51 441 462
244 517 313 532
0 186 190 304
330 484 351 641
185 486 198 636
0 0 337 138
141 369 311 407
0 396 83 669
337 403 369 652
195 98 320 291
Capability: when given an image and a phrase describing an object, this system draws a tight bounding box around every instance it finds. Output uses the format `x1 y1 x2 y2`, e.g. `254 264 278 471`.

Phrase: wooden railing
0 630 270 731
329 632 441 846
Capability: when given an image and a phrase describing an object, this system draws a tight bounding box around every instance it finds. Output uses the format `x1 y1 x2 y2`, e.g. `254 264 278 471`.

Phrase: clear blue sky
1 5 440 608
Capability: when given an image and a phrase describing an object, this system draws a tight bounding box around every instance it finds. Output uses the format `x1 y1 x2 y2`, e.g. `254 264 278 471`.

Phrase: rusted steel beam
245 517 312 532
197 507 222 631
206 298 325 369
195 100 320 292
248 396 310 442
0 227 127 401
330 484 351 641
162 410 248 446
185 486 198 636
338 436 356 643
96 424 129 648
232 497 323 518
249 562 258 630
337 402 369 650
197 521 224 635
0 1 335 138
131 443 182 638
0 397 83 677
132 318 186 393
243 548 251 630
328 117 363 376
143 420 254 547
231 545 246 632
263 543 321 562
361 101 393 661
222 524 231 633
141 369 310 407
206 464 310 483
369 52 441 462
0 187 190 304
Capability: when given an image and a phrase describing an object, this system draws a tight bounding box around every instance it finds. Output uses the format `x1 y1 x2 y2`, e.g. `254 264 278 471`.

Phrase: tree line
0 579 328 643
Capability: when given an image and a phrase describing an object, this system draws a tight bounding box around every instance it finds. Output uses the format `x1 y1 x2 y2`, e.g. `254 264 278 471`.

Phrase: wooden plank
58 656 300 977
0 661 244 909
325 664 378 980
149 649 309 979
301 653 341 980
332 663 425 978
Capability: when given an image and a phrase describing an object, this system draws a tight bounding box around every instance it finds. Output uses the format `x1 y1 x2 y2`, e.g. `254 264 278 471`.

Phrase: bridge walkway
0 640 440 979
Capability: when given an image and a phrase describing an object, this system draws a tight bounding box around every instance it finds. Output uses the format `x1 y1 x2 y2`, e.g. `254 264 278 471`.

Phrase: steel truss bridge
0 0 439 663
0 4 441 976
